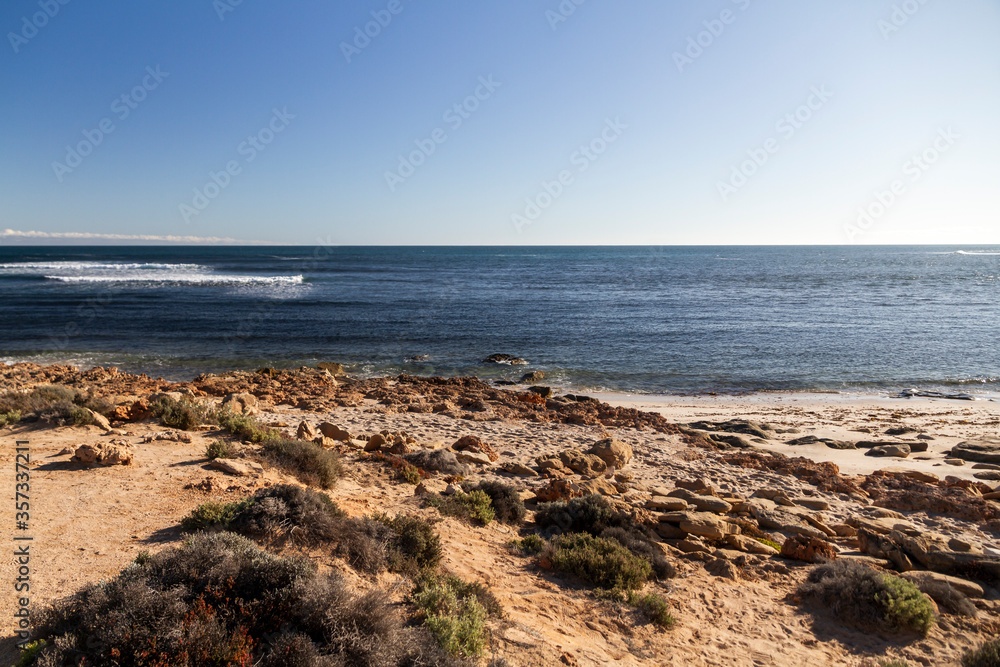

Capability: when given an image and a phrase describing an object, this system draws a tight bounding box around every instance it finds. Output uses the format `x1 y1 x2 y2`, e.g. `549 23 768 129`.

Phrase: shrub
963 639 1000 667
180 498 255 532
800 560 935 635
404 448 471 476
600 526 676 580
205 439 234 459
512 534 546 555
536 494 629 536
545 532 651 591
27 532 456 666
217 409 275 443
464 480 526 525
334 514 442 575
628 591 676 629
0 410 21 426
427 490 495 525
0 385 113 426
151 394 212 431
261 438 342 489
411 572 503 658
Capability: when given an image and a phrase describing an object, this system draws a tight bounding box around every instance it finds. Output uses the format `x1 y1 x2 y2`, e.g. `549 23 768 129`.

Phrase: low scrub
205 439 235 459
963 639 1000 667
217 409 276 443
463 480 526 525
334 513 443 575
411 571 503 658
0 385 113 426
544 532 652 591
511 534 546 555
151 394 214 431
427 490 495 525
405 448 471 476
23 532 458 666
629 591 676 629
536 494 630 535
262 437 342 489
800 560 935 635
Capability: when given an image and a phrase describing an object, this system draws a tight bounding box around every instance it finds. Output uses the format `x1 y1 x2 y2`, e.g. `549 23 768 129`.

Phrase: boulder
646 497 688 511
209 459 264 477
318 422 351 441
501 462 538 477
899 570 984 598
222 392 260 416
519 371 545 383
865 444 910 458
455 450 493 466
589 438 633 468
974 471 1000 481
528 386 554 398
536 456 567 472
949 438 1000 464
110 398 152 423
579 478 619 496
317 362 344 374
85 409 111 431
482 354 528 365
415 479 449 495
452 435 499 462
559 449 607 476
296 421 316 440
72 441 133 467
534 479 583 502
780 534 837 563
667 488 732 514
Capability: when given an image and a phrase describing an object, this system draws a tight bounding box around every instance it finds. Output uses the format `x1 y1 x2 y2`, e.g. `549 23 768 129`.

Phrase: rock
780 534 837 563
518 371 545 383
677 538 712 554
534 479 583 502
787 435 820 445
725 534 779 555
84 409 111 430
859 529 1000 581
143 431 193 444
209 459 264 477
318 422 351 441
792 497 829 511
711 434 755 449
947 538 974 553
974 471 1000 481
823 440 857 450
365 434 387 451
578 478 619 496
917 434 934 440
675 478 716 495
482 354 528 365
110 398 152 422
650 486 673 497
833 524 857 538
526 385 553 398
667 488 732 514
588 438 633 468
313 437 339 449
950 438 1000 464
679 513 738 541
415 479 449 495
455 450 493 466
559 449 607 476
886 426 919 436
879 467 939 484
296 421 316 440
973 463 1000 470
706 557 742 579
655 523 686 540
646 498 688 511
688 420 771 440
501 462 538 477
221 392 260 416
944 458 965 466
536 456 567 472
317 362 344 374
865 444 911 458
72 442 133 467
452 435 500 462
900 570 984 599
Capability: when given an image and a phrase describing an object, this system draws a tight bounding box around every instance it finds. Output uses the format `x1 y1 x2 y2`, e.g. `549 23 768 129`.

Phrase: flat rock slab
950 438 1000 464
900 570 985 598
208 459 264 477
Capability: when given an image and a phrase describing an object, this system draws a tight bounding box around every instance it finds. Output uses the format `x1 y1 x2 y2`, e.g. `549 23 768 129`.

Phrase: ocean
0 245 997 397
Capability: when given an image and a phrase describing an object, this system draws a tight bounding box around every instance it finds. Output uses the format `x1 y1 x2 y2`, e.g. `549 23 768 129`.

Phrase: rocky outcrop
72 441 133 467
221 392 260 416
482 354 528 365
452 435 499 462
318 422 352 442
780 534 836 563
589 438 633 468
110 398 152 423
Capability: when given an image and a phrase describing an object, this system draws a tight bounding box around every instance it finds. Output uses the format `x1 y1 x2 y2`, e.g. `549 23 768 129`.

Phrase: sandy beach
1 364 998 666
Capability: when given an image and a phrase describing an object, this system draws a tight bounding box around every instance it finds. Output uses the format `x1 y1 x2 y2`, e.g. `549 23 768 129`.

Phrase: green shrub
464 480 526 525
26 532 457 666
150 394 212 431
181 498 255 532
206 439 234 459
217 409 275 443
536 494 629 535
512 534 546 555
600 526 676 580
963 639 1000 667
411 572 503 658
800 560 935 635
545 532 651 591
14 640 46 667
0 410 22 426
261 438 342 489
427 490 495 525
333 513 443 575
628 591 676 629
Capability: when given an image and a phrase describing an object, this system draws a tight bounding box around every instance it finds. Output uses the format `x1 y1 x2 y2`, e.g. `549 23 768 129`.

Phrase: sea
0 245 997 398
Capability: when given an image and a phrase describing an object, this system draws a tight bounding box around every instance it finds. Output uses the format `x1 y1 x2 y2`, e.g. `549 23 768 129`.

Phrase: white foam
44 274 304 285
0 261 205 270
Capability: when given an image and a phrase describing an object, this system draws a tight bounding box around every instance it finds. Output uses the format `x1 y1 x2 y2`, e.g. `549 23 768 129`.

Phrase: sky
1 0 998 246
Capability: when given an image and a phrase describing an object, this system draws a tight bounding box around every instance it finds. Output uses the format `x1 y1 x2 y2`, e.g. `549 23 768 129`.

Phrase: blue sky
1 0 998 245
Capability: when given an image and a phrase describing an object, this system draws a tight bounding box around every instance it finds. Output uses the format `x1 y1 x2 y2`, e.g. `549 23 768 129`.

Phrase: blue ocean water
0 245 997 396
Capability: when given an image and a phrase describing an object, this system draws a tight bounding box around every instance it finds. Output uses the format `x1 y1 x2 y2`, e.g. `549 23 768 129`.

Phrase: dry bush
463 481 525 525
405 448 471 476
262 438 343 489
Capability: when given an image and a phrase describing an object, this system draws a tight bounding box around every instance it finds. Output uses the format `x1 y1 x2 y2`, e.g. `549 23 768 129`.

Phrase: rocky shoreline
1 362 999 666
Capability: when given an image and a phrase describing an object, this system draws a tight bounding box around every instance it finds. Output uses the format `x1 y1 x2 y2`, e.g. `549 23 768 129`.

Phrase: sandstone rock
110 398 152 422
951 438 1000 464
782 523 830 541
787 435 820 445
706 556 741 579
667 488 732 514
222 392 260 416
527 386 554 398
534 479 583 502
452 435 500 462
677 538 712 554
833 524 857 538
944 458 965 466
83 409 111 430
536 456 566 472
655 523 686 539
675 478 716 495
501 462 538 477
780 534 836 563
650 486 673 497
209 459 264 477
142 431 193 443
900 570 985 599
455 450 492 466
296 421 316 440
588 438 633 468
792 497 829 511
947 537 974 553
974 471 1000 481
519 371 545 383
318 422 351 441
879 467 939 484
415 479 449 495
725 534 779 555
646 497 688 511
579 477 619 496
72 442 133 467
559 449 607 476
317 362 344 375
679 513 738 541
865 444 910 458
313 437 339 449
365 433 387 451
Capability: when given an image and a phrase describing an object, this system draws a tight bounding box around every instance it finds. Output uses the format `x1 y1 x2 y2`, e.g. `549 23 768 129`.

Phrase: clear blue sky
1 1 998 245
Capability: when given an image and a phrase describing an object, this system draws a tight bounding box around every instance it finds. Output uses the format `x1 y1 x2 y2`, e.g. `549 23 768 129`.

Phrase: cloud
1 229 264 244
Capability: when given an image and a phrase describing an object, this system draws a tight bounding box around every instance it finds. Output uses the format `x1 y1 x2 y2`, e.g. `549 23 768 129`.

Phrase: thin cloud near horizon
1 229 264 245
